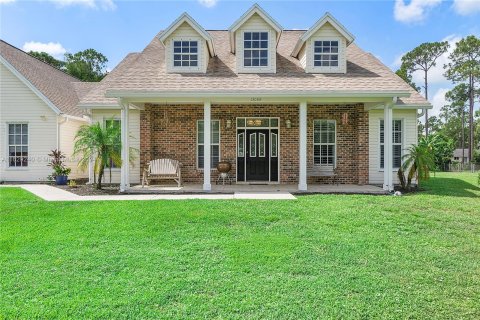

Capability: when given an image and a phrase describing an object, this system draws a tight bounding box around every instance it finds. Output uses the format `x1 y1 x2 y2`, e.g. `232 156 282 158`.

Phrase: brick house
78 4 431 192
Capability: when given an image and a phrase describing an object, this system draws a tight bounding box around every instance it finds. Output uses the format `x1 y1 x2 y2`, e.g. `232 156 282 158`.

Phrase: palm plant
401 137 436 190
73 121 135 189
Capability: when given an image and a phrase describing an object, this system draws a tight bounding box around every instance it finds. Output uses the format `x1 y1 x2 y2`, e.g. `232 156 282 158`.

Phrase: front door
246 129 269 181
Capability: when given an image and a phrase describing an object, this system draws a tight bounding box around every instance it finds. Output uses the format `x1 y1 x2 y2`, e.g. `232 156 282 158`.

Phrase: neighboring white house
0 40 91 182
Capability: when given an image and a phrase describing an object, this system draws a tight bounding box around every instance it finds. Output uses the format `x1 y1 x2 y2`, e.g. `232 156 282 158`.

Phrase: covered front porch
113 94 404 194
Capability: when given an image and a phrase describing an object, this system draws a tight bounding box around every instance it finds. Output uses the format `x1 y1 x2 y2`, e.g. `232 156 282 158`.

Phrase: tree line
395 35 480 168
29 49 108 82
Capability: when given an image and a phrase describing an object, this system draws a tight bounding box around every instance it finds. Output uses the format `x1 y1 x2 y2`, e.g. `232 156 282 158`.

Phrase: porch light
226 119 232 129
285 119 292 129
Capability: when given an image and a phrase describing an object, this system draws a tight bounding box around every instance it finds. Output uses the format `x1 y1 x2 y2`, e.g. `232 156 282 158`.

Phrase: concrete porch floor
128 183 388 195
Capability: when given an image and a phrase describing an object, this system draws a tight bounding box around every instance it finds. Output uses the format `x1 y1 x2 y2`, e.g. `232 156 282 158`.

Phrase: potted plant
53 165 71 185
48 149 71 185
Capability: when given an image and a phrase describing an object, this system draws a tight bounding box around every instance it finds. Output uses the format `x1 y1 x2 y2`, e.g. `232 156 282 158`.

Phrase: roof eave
291 12 355 58
228 3 283 54
105 89 412 99
158 12 216 57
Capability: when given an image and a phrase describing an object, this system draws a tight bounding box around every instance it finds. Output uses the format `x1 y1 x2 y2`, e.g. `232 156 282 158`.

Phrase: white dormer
292 13 355 74
159 12 215 73
228 4 283 74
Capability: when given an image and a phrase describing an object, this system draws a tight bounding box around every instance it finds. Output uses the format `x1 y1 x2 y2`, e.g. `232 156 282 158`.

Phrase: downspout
417 108 426 118
57 114 67 150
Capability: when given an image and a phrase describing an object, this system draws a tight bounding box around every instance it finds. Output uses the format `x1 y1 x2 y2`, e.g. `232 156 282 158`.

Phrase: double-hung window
173 40 198 67
105 119 121 168
244 32 268 67
197 120 220 169
313 40 339 67
313 120 336 167
380 119 403 169
8 123 28 167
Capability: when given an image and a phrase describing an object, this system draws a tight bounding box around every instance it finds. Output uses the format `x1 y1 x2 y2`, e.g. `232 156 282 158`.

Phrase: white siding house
0 40 90 182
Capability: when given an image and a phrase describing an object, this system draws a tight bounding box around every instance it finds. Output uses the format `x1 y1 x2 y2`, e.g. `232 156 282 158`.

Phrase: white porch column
120 100 130 192
383 104 393 191
203 101 211 191
298 101 308 191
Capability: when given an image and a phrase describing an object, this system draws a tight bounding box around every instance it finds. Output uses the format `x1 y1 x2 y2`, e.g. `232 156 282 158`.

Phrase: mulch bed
55 184 120 196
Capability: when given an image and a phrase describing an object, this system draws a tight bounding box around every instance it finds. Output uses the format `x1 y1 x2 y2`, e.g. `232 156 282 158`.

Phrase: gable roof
78 30 430 108
0 40 91 117
159 12 215 57
228 3 283 53
292 12 355 57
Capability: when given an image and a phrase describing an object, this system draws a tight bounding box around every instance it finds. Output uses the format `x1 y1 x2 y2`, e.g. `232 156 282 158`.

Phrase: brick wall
140 103 368 184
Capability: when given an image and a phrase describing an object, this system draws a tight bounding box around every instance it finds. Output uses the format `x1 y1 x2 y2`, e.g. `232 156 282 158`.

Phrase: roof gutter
105 90 412 99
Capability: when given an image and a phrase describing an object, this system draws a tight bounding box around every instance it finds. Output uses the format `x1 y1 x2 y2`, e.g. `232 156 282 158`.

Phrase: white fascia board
158 12 215 57
228 3 283 53
105 89 411 99
292 12 355 57
78 103 121 109
0 55 62 115
61 114 89 122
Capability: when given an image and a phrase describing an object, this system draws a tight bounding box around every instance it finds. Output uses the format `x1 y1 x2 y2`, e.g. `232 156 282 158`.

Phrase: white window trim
197 119 221 171
379 118 404 171
309 37 343 73
169 37 202 73
102 117 121 171
6 122 29 170
313 119 337 168
242 30 270 69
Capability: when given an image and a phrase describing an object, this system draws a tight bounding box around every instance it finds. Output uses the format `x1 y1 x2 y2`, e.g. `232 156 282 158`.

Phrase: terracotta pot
216 161 231 173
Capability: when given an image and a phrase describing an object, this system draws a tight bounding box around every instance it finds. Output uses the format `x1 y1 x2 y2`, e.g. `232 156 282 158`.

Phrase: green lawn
1 172 479 319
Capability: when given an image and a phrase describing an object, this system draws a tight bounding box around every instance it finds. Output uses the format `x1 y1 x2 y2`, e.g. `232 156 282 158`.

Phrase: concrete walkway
1 184 297 201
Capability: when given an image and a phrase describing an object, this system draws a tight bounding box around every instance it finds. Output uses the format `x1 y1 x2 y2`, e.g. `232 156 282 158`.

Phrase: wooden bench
307 166 338 185
142 159 182 187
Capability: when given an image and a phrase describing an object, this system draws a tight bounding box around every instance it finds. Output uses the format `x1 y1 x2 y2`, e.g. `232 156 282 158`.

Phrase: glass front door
236 117 278 182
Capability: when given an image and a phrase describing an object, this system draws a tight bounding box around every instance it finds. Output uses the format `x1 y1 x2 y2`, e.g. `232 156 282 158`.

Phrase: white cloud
49 0 115 10
198 0 217 8
452 0 480 15
394 0 442 24
0 0 16 4
22 41 67 59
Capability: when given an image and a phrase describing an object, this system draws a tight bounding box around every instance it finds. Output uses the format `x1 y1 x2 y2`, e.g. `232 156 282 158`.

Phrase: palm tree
401 137 436 190
73 121 135 190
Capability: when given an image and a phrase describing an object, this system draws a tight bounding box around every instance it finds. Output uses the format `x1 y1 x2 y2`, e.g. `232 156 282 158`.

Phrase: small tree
401 137 436 190
73 121 135 190
402 41 449 136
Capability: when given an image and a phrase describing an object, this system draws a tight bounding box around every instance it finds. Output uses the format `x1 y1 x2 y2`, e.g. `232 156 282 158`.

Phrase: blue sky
1 0 479 116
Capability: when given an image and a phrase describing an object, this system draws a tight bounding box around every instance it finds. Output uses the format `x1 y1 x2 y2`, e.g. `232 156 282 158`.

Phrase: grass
0 172 479 319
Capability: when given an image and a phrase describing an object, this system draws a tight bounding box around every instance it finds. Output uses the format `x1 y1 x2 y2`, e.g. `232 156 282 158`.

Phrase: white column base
298 183 308 191
203 183 212 191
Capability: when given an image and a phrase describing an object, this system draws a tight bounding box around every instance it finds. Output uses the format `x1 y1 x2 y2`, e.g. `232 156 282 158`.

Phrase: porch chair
142 159 182 187
307 166 339 185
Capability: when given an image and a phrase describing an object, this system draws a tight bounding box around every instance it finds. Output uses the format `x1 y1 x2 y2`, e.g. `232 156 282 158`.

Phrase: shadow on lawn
422 177 480 198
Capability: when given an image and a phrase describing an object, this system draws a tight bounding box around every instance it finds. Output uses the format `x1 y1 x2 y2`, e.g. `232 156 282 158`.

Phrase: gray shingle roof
0 40 91 117
79 30 430 107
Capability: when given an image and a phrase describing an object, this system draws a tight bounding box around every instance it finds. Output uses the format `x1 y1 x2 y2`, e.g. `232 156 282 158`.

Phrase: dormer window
244 32 268 67
314 40 339 67
173 40 198 67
